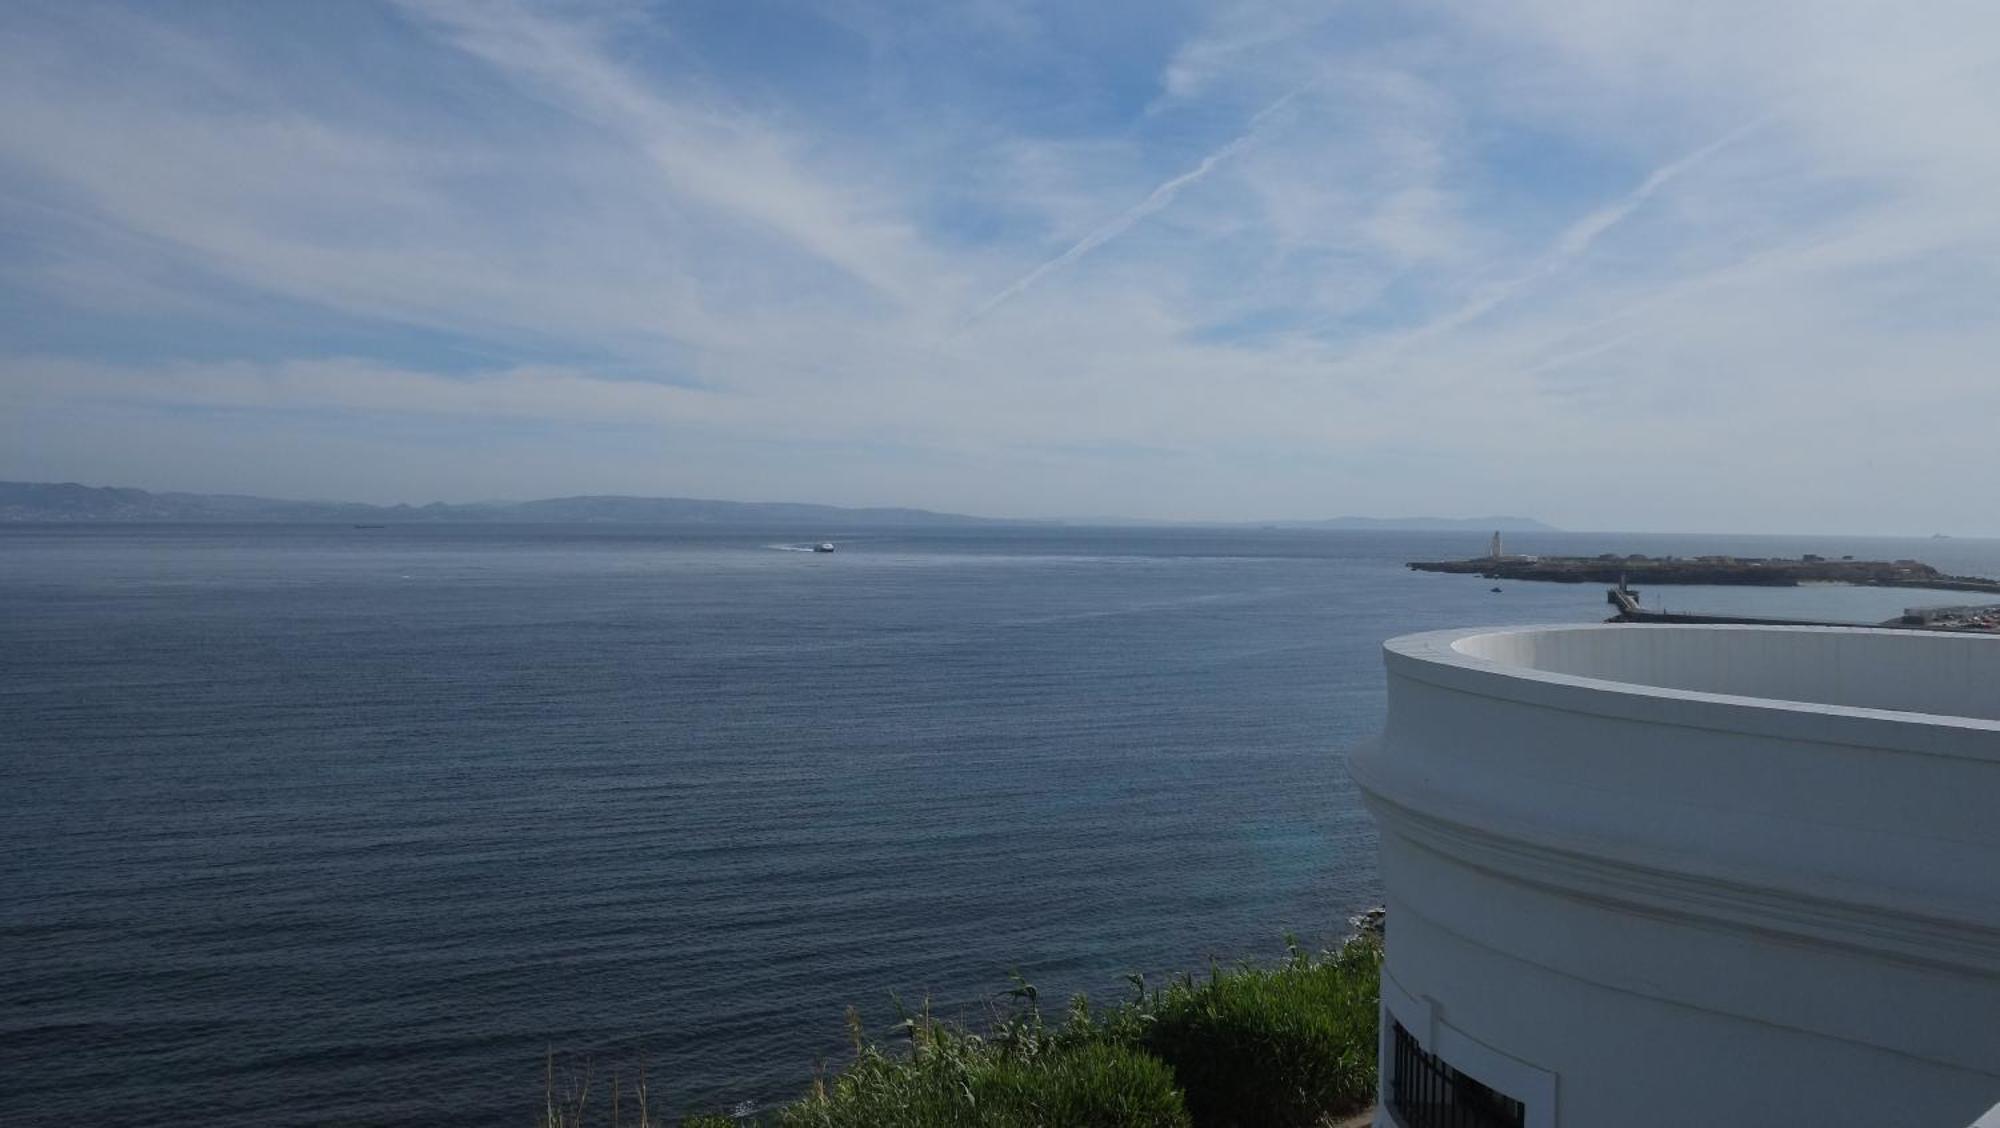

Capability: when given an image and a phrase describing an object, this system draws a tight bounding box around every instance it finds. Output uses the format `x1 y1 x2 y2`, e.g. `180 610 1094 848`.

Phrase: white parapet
1349 623 2000 1128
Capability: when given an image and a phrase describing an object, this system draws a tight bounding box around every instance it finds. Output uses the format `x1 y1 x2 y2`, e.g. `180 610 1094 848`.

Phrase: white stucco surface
1351 623 2000 1128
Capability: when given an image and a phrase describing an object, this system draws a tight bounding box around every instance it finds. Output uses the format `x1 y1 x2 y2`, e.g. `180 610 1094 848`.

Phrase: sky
2 0 1998 533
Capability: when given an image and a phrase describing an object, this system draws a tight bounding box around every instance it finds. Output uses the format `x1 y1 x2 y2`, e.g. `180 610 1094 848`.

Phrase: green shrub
979 1041 1191 1127
1137 937 1381 1128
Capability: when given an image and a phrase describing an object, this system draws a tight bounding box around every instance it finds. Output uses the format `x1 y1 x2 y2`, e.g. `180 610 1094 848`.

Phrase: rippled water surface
5 524 1995 1125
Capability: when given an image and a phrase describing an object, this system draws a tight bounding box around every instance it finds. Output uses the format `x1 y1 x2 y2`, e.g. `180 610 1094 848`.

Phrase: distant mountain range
1273 515 1559 532
0 481 1010 527
0 481 1558 531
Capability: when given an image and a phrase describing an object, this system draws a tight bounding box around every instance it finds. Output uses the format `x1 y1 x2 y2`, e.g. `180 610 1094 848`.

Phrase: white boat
813 542 835 553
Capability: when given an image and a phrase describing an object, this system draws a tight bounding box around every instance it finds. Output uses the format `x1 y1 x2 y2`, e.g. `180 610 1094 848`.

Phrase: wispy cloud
397 0 946 309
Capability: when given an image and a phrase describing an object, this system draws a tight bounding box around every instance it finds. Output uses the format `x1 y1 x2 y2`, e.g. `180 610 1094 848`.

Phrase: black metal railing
1390 1021 1527 1128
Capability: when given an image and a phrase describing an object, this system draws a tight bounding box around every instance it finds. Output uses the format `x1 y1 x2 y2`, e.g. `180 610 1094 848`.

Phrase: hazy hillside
0 482 1010 527
0 482 1557 531
1285 515 1559 532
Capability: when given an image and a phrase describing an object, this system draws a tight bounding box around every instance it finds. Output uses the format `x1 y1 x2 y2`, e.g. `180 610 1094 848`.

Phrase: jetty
1604 585 2000 634
1409 551 2000 594
1602 585 1816 626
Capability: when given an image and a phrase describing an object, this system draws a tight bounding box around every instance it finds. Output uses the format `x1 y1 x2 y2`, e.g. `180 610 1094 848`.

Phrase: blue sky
3 0 1998 532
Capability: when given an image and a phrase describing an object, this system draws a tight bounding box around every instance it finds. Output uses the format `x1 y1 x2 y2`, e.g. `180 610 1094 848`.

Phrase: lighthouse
1489 531 1504 560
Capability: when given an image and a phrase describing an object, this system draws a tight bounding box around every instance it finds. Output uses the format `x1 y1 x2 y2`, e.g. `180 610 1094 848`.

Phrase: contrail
965 81 1317 324
1552 116 1769 260
1414 116 1772 341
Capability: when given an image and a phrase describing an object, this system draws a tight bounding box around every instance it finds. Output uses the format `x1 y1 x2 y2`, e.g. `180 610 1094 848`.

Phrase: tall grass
539 1052 735 1128
774 1002 1190 1128
539 931 1382 1127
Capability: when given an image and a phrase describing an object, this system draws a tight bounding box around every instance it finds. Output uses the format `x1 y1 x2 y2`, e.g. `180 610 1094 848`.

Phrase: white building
1350 623 2000 1128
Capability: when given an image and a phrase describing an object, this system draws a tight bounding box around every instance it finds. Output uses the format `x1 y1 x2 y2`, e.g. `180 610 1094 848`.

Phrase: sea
4 523 1996 1126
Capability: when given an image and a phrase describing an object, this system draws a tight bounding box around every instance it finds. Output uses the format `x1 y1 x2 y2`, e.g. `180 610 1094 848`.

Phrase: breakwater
1409 553 2000 592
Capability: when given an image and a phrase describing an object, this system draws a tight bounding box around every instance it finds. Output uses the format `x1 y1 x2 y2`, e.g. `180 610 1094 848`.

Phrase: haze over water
4 524 1994 1126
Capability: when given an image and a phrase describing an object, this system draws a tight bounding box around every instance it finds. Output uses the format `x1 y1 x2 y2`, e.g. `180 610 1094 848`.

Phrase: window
1391 1021 1527 1128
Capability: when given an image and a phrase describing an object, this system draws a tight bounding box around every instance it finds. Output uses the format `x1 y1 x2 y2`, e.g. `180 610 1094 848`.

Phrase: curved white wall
1452 622 2000 720
1351 624 2000 1128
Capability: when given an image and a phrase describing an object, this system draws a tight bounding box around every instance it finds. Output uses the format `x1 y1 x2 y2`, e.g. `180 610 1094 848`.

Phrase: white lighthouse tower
1489 530 1505 560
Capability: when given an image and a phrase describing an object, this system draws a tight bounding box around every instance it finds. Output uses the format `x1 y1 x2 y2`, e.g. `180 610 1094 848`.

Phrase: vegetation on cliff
542 933 1382 1128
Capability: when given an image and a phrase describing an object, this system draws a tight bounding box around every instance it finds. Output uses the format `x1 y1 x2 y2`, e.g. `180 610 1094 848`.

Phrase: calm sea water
4 524 1996 1125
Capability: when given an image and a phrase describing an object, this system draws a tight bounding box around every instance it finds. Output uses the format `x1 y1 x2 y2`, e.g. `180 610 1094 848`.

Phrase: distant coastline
0 480 1022 528
1268 514 1557 532
0 480 1554 531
